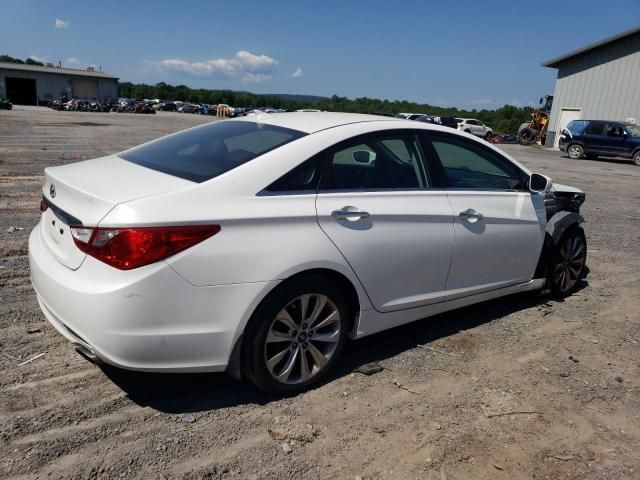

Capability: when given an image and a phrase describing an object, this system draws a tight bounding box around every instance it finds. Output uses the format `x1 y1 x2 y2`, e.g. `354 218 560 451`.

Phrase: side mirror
529 173 552 193
352 150 375 164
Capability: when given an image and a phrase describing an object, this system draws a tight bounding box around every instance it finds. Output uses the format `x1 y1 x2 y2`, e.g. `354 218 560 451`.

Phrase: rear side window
584 121 605 136
566 120 587 135
264 154 325 194
120 121 306 182
321 133 428 191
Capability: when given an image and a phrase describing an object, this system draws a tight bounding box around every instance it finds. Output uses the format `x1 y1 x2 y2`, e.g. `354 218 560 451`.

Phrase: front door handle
459 209 484 223
332 207 370 221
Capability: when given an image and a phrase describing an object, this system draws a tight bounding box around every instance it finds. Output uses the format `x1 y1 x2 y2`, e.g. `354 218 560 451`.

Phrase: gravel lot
1 106 639 480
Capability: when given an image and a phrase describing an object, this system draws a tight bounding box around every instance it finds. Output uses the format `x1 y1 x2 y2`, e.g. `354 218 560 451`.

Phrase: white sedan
29 113 587 394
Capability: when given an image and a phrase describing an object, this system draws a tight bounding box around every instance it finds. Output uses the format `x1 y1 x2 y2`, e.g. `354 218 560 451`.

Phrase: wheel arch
226 266 365 380
533 211 585 279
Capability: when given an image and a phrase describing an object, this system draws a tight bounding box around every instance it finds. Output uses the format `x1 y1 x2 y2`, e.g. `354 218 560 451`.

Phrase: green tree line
0 54 45 66
120 81 533 134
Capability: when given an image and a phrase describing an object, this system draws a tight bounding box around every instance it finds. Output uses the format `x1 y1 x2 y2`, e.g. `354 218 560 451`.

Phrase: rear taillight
40 198 48 212
70 225 220 270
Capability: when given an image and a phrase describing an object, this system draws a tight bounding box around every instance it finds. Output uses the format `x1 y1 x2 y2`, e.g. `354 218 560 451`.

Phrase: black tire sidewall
549 226 587 299
242 275 349 395
568 144 583 159
633 152 640 166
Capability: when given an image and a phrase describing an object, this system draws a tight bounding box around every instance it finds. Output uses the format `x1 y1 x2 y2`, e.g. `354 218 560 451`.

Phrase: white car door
425 132 546 299
315 131 455 312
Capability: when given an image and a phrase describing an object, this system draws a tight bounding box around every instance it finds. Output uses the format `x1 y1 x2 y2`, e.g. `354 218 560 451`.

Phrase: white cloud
147 50 278 81
29 55 47 63
67 57 80 65
291 67 303 78
471 98 495 106
54 18 70 29
242 73 272 83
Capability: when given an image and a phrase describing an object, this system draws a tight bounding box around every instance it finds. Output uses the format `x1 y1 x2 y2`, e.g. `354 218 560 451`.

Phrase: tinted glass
585 122 605 136
429 134 527 190
265 154 324 193
322 133 427 190
566 120 588 135
120 121 306 182
605 123 625 137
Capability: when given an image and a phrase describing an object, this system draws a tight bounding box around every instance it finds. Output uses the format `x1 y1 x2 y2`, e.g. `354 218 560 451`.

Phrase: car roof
233 112 405 134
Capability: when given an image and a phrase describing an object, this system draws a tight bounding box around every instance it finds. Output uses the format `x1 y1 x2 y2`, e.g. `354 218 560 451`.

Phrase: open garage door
72 78 98 99
6 77 37 105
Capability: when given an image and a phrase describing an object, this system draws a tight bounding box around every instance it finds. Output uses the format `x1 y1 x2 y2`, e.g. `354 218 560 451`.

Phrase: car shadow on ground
102 280 588 414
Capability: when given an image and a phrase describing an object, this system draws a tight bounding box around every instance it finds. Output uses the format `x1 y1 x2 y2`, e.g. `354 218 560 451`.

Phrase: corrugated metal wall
0 69 118 103
546 32 640 146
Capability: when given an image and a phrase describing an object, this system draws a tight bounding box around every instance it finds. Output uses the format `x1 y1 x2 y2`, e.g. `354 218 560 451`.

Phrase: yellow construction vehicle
518 95 553 145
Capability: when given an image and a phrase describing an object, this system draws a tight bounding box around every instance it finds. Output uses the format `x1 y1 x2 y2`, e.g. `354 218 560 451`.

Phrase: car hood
551 182 583 194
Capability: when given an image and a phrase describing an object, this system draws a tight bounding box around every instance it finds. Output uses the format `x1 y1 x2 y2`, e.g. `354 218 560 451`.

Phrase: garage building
0 62 118 105
543 26 640 148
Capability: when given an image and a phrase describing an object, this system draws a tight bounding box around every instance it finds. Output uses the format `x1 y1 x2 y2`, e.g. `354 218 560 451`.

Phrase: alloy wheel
568 145 583 159
264 294 341 385
552 234 586 294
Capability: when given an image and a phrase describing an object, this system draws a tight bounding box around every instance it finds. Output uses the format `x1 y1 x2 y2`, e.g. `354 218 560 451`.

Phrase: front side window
428 133 527 190
626 124 640 138
606 123 625 137
321 133 428 191
120 121 306 182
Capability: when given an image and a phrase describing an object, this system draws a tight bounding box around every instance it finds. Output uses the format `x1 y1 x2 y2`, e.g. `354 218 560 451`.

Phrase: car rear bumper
29 224 277 372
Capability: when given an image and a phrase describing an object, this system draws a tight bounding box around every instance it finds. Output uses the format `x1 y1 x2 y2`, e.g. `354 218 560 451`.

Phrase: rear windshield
120 121 306 182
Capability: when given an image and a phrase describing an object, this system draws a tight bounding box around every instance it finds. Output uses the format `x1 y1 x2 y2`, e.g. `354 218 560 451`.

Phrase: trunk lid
40 155 193 269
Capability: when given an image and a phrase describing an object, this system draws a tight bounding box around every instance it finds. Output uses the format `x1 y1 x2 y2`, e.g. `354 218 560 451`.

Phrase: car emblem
50 184 56 198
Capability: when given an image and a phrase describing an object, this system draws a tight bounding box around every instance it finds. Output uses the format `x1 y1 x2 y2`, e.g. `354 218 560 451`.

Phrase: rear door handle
332 208 370 221
459 209 484 223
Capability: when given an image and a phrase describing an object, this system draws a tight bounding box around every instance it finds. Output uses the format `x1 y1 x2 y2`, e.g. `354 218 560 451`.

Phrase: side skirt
353 279 545 338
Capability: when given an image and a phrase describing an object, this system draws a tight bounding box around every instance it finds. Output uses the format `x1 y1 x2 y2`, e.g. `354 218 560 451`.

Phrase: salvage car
29 113 587 394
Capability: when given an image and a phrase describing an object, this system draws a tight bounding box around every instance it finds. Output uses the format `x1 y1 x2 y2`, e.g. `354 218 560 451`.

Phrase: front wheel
548 227 587 298
633 151 640 166
242 275 349 394
567 144 584 160
484 132 492 140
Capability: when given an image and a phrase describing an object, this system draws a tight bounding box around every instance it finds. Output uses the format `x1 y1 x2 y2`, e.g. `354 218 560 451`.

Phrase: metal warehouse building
0 62 118 105
543 26 640 148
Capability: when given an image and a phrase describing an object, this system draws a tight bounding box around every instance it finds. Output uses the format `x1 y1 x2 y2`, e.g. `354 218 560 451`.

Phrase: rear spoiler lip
42 196 83 226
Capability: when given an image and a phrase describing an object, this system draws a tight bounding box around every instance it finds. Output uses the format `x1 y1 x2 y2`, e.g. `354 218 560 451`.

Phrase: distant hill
260 93 329 104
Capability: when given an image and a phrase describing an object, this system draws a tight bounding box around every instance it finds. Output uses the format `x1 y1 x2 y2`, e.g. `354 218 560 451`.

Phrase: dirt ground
0 106 638 480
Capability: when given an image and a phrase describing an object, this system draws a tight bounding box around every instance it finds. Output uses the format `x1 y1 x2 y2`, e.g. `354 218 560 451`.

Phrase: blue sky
1 0 638 109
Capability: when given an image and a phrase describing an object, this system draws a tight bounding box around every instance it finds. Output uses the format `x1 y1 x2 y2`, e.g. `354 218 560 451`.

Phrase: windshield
120 121 306 182
625 124 640 138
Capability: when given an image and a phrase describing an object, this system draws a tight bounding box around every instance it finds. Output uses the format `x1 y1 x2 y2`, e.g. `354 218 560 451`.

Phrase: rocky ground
0 106 638 479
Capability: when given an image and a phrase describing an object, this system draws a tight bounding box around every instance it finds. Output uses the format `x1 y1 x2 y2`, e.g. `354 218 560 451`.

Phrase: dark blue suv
559 120 640 166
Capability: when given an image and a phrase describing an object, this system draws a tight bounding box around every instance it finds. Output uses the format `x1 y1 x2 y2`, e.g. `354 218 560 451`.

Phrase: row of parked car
47 99 156 114
396 112 495 140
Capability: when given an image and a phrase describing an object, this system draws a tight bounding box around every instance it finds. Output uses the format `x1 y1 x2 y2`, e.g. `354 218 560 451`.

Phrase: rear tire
241 275 349 395
567 144 584 160
548 226 587 299
633 151 640 166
